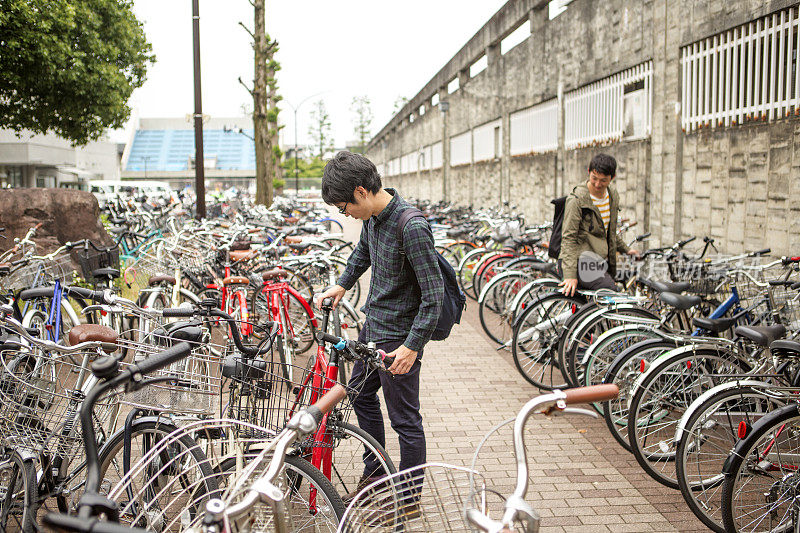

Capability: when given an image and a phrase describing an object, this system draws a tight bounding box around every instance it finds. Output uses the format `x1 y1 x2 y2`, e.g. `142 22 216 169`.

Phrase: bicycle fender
626 343 749 409
477 270 525 304
673 380 774 444
577 307 659 365
97 415 179 458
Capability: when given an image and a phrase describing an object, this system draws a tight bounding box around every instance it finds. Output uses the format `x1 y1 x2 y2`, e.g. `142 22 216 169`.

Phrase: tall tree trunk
253 0 272 206
267 62 281 193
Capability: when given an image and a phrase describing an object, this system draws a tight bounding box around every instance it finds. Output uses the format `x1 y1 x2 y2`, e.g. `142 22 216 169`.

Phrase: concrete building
0 129 120 189
367 0 800 254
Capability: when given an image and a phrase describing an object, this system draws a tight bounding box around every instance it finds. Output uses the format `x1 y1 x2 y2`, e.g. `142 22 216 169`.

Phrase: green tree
0 0 154 145
350 96 373 154
282 156 326 178
393 96 409 114
308 99 333 159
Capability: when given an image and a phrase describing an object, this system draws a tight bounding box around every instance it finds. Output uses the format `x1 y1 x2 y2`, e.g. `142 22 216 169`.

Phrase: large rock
0 188 113 253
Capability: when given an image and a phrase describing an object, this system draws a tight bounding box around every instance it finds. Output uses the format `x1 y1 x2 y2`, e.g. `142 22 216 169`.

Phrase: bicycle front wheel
511 292 583 389
0 453 37 533
99 419 219 531
722 403 800 533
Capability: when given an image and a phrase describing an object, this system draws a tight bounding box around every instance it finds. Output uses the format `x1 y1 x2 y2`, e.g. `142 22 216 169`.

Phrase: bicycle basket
223 352 368 444
0 346 117 461
1 252 76 291
75 243 120 282
339 463 492 533
116 324 223 416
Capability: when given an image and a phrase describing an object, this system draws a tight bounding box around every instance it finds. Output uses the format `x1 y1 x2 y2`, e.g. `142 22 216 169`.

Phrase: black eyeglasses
338 200 349 215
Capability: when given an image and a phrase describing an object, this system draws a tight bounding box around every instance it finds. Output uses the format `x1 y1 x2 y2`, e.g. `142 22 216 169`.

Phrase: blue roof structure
126 129 256 171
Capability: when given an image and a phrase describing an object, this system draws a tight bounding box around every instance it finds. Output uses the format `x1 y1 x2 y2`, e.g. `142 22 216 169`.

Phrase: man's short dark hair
588 153 617 178
321 151 382 204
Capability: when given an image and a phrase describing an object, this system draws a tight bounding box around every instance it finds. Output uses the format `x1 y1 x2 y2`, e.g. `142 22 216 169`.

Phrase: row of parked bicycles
0 193 619 533
438 199 800 533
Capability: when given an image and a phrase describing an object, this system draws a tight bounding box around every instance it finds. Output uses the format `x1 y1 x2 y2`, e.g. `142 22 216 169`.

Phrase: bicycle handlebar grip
162 307 195 318
752 248 771 256
34 222 43 230
316 331 341 345
308 384 348 424
783 256 800 265
43 512 150 533
636 232 652 241
132 342 191 376
64 287 106 302
678 236 697 247
563 384 619 405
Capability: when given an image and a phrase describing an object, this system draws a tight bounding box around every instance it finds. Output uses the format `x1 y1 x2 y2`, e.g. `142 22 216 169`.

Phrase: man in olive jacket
559 153 639 297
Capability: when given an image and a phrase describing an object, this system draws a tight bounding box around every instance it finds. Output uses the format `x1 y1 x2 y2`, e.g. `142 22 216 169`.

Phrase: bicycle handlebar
129 342 191 376
161 305 276 356
315 331 392 369
43 513 149 533
562 384 620 405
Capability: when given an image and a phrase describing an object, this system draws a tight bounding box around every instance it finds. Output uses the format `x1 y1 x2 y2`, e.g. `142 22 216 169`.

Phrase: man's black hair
321 151 383 205
588 153 617 178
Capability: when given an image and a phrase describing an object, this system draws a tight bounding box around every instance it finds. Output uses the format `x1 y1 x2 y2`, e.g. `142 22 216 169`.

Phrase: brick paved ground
336 209 708 532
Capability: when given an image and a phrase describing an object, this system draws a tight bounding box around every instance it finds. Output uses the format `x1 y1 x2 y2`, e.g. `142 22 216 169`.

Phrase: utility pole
192 0 206 219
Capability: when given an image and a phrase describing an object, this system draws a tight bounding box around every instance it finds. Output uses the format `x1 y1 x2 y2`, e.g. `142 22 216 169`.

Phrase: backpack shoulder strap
396 207 426 256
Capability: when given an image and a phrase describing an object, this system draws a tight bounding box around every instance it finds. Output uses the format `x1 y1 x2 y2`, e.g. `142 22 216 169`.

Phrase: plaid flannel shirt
337 189 444 352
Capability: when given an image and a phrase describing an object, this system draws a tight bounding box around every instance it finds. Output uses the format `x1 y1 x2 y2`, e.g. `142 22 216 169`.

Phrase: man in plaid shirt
316 151 444 498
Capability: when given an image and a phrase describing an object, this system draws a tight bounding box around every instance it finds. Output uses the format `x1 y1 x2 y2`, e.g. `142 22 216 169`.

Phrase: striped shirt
591 191 611 231
337 189 444 352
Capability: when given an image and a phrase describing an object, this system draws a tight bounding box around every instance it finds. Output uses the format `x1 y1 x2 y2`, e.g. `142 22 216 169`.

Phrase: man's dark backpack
548 196 567 260
396 208 467 341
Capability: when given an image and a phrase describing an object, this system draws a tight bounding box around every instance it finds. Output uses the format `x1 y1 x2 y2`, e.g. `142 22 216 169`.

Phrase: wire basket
1 252 76 290
0 346 117 461
223 353 369 443
75 244 120 283
116 322 223 416
339 463 495 533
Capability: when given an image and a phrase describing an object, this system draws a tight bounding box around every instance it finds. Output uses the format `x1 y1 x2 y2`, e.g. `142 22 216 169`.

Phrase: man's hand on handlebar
314 285 346 309
559 278 578 297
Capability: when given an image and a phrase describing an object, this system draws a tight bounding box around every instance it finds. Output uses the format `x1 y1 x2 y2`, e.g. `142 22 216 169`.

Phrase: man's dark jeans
348 329 425 479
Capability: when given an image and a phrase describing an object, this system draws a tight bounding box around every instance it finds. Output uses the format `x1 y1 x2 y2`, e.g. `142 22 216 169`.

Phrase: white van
89 180 128 208
127 181 175 202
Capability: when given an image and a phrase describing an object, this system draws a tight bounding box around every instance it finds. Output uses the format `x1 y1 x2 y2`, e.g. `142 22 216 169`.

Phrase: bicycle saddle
734 324 787 347
91 267 120 280
0 262 10 275
148 274 177 286
529 262 560 276
222 275 250 286
658 292 701 310
771 339 800 358
230 250 256 261
108 217 126 225
261 268 288 281
230 240 251 251
446 228 469 238
288 242 314 251
68 324 118 352
691 316 738 333
639 278 691 294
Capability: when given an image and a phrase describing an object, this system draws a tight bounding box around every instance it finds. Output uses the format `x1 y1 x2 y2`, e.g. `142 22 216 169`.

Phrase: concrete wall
368 0 800 255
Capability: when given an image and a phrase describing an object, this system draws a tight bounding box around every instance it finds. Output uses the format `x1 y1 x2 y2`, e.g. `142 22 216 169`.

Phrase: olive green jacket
559 183 629 280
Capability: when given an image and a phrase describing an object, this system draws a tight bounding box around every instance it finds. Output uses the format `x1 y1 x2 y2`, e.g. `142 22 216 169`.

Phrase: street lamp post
285 91 327 194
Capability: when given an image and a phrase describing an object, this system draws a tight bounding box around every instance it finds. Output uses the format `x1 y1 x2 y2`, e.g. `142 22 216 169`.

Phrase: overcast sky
114 0 510 148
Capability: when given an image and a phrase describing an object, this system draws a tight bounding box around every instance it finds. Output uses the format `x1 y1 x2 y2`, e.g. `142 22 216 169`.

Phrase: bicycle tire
721 403 800 533
676 385 784 533
563 305 659 389
478 271 529 346
323 420 397 499
510 292 583 390
0 453 37 533
456 248 490 301
98 418 219 531
627 345 751 488
216 453 346 530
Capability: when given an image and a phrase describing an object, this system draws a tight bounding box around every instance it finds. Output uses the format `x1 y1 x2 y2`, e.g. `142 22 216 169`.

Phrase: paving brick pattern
337 211 707 532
